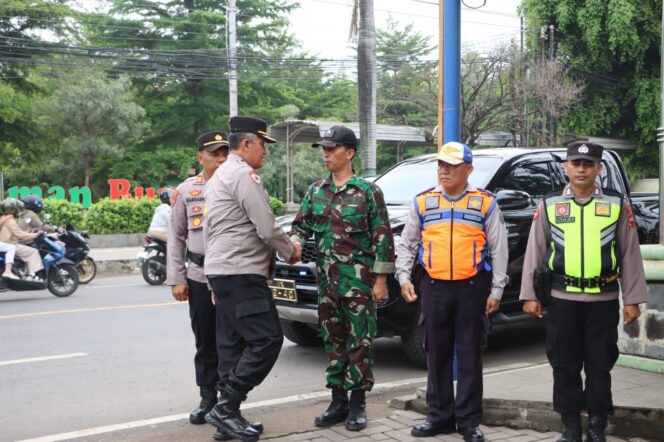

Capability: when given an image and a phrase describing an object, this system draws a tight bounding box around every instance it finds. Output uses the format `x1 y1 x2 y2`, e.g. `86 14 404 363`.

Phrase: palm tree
350 0 377 176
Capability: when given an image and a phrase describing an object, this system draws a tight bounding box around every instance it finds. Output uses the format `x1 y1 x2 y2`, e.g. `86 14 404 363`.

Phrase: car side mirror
496 189 532 210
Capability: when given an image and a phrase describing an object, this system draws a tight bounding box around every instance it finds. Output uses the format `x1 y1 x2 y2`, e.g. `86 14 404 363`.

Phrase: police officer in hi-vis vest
520 142 647 442
395 142 509 442
166 131 229 425
204 116 301 442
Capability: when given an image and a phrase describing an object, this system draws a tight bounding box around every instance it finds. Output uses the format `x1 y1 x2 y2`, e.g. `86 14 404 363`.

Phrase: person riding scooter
0 198 45 282
18 195 63 235
147 188 173 243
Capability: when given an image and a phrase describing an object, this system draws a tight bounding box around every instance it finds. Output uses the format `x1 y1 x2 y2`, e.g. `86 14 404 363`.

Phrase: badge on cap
578 144 589 154
324 128 335 138
215 134 222 141
249 171 261 184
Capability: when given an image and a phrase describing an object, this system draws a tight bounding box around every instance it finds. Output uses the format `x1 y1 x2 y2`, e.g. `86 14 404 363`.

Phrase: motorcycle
138 235 167 285
55 224 97 284
0 234 80 297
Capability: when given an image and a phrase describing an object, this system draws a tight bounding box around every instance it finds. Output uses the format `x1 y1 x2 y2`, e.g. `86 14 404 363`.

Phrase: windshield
375 156 503 204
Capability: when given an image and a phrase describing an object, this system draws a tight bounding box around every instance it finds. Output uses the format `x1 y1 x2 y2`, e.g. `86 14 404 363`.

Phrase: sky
288 0 523 59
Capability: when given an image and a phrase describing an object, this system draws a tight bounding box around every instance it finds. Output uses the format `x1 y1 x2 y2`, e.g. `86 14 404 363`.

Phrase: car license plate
269 278 297 302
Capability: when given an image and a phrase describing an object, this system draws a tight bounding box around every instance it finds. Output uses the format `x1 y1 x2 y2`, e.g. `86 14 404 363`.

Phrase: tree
521 0 661 176
351 0 377 176
38 75 148 190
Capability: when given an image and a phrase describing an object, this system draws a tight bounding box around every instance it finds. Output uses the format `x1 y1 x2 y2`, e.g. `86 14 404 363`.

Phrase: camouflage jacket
290 175 395 294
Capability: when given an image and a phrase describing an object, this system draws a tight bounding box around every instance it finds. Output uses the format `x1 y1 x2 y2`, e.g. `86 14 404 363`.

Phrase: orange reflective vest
415 188 496 281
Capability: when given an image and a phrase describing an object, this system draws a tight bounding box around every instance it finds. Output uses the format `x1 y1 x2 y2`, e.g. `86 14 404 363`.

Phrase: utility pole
228 0 238 117
657 3 664 244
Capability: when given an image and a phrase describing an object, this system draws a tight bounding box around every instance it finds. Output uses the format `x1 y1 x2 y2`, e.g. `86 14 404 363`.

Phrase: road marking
0 352 87 367
0 302 182 320
17 363 549 442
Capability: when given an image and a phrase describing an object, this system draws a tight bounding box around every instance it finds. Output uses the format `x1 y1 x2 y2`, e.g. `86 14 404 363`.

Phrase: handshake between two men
286 241 302 265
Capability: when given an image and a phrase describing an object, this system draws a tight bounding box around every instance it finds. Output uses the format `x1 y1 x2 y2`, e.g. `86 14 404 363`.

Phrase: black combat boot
557 413 582 442
345 390 367 431
189 385 217 425
213 418 264 441
585 415 607 442
205 385 260 442
314 387 349 427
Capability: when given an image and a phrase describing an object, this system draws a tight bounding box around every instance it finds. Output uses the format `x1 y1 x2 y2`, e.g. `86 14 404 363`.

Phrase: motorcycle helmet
22 195 43 214
159 188 174 205
1 198 20 215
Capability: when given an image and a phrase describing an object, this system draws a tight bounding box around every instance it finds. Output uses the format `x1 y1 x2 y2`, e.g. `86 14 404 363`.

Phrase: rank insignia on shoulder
249 171 261 184
189 189 201 196
595 202 611 217
425 195 439 210
467 196 483 211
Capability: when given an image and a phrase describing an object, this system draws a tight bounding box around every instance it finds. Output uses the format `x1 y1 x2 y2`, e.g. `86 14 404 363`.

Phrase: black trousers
187 278 219 388
420 273 490 429
208 274 284 394
546 298 620 416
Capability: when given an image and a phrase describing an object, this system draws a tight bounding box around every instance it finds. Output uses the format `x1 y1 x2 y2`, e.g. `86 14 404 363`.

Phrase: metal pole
286 125 291 204
443 0 461 143
438 0 444 150
228 0 238 116
658 3 664 244
0 172 4 200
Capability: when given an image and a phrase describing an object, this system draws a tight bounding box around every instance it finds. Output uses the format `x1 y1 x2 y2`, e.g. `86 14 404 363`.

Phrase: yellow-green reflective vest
544 191 622 293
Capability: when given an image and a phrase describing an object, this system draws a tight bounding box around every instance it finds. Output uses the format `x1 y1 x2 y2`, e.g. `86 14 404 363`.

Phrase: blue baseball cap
437 141 473 165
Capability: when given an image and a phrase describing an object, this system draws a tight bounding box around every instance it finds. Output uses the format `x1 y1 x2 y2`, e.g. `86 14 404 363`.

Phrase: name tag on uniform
425 195 439 210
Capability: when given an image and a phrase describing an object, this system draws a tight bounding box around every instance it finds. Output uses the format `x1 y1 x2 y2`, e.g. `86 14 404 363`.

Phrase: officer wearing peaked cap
166 130 229 426
395 141 509 441
520 141 647 442
204 116 301 441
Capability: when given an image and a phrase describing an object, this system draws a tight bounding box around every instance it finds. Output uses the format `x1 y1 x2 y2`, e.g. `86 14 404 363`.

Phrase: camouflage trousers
318 286 377 391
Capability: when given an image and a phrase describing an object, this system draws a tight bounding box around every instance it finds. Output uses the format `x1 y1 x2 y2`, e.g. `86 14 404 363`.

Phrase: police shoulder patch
171 189 180 207
249 170 261 184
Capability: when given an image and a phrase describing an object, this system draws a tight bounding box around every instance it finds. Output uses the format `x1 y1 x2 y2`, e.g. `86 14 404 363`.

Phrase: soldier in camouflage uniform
290 125 395 432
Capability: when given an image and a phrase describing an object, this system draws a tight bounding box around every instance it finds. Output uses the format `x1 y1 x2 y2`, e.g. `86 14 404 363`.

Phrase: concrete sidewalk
90 246 143 277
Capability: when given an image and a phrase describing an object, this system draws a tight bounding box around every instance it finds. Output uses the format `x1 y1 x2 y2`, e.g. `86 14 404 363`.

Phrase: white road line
0 352 87 367
17 363 548 442
0 302 182 320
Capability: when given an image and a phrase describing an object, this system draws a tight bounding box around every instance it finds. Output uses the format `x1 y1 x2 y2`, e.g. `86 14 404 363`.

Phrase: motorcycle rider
0 198 45 281
148 189 173 243
0 239 19 280
18 195 63 235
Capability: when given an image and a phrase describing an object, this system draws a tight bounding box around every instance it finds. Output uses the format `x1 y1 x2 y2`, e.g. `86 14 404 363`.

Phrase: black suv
271 148 657 367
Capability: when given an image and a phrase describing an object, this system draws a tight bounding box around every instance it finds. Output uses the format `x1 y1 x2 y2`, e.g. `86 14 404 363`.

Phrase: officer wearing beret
166 131 229 425
520 142 648 442
204 116 301 441
395 142 509 441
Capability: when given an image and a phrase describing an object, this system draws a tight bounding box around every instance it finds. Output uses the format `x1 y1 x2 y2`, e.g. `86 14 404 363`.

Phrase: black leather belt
186 251 205 266
551 272 619 290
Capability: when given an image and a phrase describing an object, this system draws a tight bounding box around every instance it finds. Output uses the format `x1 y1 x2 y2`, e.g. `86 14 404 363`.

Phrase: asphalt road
0 274 547 442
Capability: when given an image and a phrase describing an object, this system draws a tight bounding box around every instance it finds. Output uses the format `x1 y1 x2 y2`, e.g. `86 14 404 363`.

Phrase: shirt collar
322 174 362 190
229 152 245 164
434 182 475 200
562 184 604 199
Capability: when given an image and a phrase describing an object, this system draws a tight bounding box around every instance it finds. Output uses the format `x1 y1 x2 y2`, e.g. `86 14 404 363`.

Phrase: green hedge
84 197 160 234
34 195 286 234
42 199 85 228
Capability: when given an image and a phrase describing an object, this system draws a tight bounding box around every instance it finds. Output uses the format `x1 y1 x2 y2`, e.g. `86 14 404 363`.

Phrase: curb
96 260 140 278
616 354 664 374
394 394 664 441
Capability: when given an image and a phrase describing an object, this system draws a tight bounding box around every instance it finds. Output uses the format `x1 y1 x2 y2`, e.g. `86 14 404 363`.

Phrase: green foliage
84 197 160 234
269 196 284 216
522 0 661 177
42 199 84 228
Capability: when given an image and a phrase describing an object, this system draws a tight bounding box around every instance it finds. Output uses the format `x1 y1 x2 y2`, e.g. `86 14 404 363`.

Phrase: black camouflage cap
566 141 603 162
312 125 358 149
229 116 277 143
195 131 229 152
